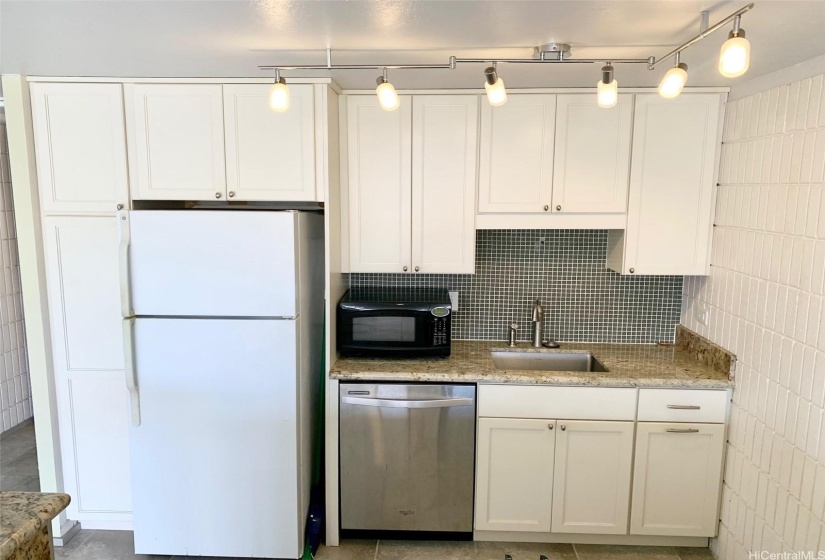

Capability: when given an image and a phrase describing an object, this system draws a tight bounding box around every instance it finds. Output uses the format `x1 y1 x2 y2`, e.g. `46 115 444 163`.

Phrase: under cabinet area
345 94 478 274
475 385 729 542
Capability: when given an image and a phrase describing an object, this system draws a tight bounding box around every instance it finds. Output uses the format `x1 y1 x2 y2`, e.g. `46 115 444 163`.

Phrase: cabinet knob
543 205 549 211
548 424 554 430
556 205 562 211
403 266 408 272
228 191 235 198
560 425 566 431
629 268 635 274
116 203 124 211
215 192 222 199
415 266 420 272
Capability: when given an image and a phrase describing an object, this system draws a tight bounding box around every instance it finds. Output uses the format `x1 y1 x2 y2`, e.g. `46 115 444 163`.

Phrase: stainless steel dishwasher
339 383 476 534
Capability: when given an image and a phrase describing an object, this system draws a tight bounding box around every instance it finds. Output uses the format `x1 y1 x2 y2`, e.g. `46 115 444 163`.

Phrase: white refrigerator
118 209 324 558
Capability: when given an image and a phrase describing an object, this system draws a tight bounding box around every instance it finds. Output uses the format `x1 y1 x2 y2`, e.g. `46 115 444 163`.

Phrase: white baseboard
474 531 709 547
52 519 80 547
76 520 133 531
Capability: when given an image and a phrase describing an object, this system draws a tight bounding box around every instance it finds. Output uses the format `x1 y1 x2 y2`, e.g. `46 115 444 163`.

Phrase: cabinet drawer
478 385 637 421
637 389 728 423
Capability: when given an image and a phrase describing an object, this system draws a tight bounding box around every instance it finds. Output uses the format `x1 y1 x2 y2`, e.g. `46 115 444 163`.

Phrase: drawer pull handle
667 404 701 409
666 428 700 433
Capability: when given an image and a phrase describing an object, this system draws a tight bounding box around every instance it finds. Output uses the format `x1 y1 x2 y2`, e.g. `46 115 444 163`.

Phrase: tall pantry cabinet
30 83 133 527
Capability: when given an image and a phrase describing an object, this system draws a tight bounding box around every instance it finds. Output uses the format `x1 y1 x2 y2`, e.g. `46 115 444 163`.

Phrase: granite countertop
331 326 735 388
0 492 71 560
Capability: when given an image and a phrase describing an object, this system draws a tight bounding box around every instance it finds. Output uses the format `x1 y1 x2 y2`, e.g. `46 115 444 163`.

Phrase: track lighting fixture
259 3 754 110
484 65 507 107
268 70 289 112
597 65 618 108
719 15 750 77
375 68 400 111
658 53 688 99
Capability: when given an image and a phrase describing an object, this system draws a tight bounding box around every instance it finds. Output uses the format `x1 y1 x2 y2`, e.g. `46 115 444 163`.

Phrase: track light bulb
719 30 750 78
376 75 400 111
597 65 618 108
658 62 688 99
484 66 507 106
268 76 289 112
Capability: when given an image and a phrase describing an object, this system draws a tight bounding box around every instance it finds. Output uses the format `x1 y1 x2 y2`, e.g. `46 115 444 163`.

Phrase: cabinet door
223 84 317 202
551 420 633 534
347 95 412 273
411 95 478 274
30 83 129 213
42 216 132 523
630 422 725 537
475 418 555 532
552 94 633 213
478 94 556 213
126 84 226 201
623 94 722 275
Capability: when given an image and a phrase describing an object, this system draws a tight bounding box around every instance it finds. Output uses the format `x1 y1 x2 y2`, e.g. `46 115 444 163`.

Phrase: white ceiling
2 0 825 91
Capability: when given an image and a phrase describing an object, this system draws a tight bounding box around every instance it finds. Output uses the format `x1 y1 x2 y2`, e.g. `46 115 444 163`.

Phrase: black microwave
337 288 452 358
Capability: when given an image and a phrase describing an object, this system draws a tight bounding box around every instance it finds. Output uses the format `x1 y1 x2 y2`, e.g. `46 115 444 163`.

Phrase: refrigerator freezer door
130 318 302 558
129 210 297 317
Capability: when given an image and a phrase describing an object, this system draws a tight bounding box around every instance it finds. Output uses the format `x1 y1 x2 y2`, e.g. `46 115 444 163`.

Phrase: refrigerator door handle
122 318 141 427
116 209 132 319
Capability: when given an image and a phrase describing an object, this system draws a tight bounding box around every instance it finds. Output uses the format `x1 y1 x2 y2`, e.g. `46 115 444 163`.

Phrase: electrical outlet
696 304 709 326
448 290 459 311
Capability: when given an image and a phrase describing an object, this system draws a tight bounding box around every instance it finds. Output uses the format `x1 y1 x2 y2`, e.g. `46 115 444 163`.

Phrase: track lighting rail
259 3 754 111
258 3 753 74
648 2 754 69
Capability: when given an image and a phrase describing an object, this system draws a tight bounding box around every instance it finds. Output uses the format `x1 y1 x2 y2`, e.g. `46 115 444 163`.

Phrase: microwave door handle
340 396 474 409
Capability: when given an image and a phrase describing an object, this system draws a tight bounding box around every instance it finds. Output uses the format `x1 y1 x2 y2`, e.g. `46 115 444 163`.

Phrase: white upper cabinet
346 95 412 273
630 422 725 537
478 94 556 213
126 84 226 201
411 95 478 274
223 84 317 201
475 417 555 532
608 93 722 275
346 95 478 274
552 94 633 214
551 420 634 534
30 83 129 213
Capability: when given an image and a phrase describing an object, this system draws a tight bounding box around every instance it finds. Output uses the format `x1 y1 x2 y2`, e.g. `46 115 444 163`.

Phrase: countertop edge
0 492 71 560
329 371 734 389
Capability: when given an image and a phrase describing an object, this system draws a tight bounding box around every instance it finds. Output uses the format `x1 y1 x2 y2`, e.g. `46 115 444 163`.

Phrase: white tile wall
683 73 825 559
0 120 33 433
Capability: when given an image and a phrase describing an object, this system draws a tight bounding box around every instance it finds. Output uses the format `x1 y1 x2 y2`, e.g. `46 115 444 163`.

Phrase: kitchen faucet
531 299 543 347
531 298 560 348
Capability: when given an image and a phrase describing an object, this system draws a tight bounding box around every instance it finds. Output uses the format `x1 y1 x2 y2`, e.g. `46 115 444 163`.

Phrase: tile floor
53 531 714 560
1 423 715 560
0 420 40 492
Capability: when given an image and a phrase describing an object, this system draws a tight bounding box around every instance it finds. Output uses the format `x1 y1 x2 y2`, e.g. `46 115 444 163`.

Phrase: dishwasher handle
341 396 475 409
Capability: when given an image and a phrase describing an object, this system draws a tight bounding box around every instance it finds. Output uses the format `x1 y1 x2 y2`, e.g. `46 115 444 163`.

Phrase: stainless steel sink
491 351 609 372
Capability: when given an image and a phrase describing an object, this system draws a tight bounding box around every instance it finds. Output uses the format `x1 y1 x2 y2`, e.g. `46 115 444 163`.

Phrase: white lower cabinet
551 420 634 534
475 387 727 541
475 418 555 532
43 216 132 525
630 422 726 537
